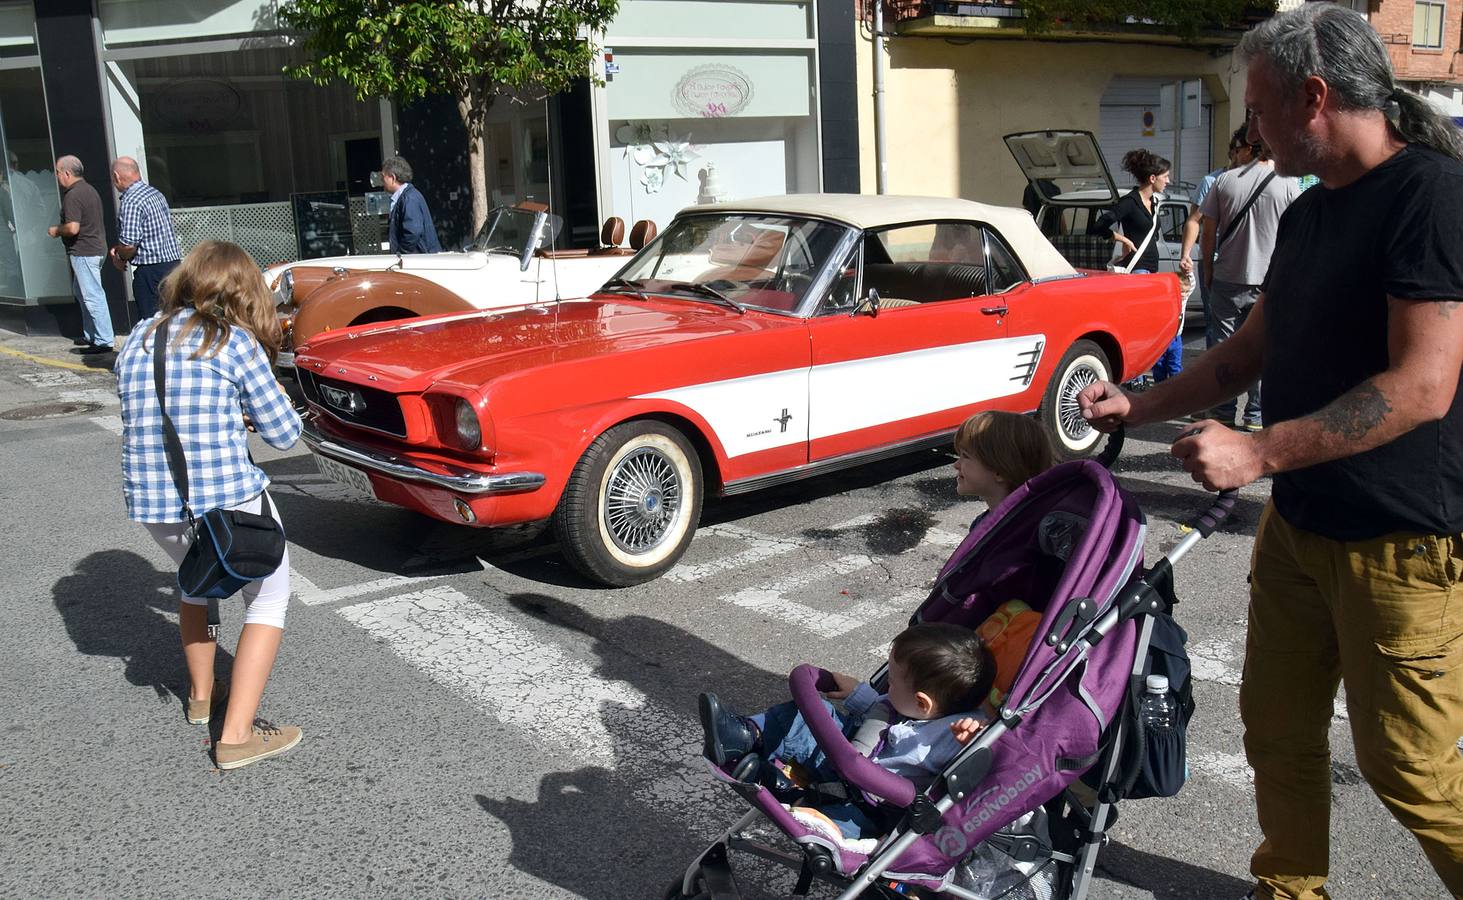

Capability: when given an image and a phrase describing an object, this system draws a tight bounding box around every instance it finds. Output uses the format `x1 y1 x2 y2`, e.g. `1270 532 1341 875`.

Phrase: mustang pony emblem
321 384 363 414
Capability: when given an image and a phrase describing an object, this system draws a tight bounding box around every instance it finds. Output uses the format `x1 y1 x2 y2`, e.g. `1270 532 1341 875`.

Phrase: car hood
295 296 787 393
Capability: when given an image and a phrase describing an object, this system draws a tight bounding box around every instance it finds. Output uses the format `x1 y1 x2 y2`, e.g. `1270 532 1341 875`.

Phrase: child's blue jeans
752 700 880 838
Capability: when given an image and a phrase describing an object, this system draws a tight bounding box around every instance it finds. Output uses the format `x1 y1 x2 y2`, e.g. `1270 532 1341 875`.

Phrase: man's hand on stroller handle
820 670 859 700
1077 380 1132 433
1172 423 1265 491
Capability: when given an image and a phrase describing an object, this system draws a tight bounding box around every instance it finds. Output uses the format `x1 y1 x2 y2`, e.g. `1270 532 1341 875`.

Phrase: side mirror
853 287 881 318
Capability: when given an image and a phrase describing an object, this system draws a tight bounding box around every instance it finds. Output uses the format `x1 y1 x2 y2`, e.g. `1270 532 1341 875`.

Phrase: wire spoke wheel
1057 363 1100 448
1039 339 1119 466
604 446 683 553
555 420 704 587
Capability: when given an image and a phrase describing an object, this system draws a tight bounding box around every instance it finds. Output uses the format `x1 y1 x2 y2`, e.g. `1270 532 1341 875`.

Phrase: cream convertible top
687 194 1078 282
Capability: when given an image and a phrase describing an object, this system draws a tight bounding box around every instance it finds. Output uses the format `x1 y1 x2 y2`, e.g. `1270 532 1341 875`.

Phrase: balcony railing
862 0 1274 44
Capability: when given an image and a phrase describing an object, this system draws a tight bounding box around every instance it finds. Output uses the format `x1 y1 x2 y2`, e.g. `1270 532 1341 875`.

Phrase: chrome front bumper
301 420 545 496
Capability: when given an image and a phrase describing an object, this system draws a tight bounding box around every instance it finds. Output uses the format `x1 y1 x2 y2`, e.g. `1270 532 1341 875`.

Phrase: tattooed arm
1256 296 1463 466
1172 296 1463 490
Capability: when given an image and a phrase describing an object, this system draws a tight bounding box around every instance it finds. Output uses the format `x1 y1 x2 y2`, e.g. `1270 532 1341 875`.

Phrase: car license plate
314 453 376 498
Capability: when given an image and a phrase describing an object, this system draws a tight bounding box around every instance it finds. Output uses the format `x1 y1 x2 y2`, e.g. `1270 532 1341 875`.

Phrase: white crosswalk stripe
666 513 878 583
337 585 732 830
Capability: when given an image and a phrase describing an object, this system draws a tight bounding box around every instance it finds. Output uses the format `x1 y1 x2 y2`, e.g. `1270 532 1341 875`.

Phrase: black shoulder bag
1215 169 1278 252
154 317 287 637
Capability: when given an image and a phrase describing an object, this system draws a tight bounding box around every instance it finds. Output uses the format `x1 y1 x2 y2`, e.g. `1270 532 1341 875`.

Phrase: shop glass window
0 67 69 301
605 49 819 235
99 0 277 45
104 46 381 265
0 0 35 55
1414 1 1445 48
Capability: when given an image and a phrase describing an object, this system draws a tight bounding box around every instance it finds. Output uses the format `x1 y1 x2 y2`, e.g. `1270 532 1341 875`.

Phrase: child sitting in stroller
699 621 993 847
697 410 1057 849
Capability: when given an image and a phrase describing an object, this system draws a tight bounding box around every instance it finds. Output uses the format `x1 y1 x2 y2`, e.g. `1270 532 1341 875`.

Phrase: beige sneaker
186 687 227 725
214 722 303 770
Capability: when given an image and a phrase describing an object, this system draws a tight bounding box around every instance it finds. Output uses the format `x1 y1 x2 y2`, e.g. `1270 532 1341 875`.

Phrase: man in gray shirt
47 155 113 353
1198 144 1302 429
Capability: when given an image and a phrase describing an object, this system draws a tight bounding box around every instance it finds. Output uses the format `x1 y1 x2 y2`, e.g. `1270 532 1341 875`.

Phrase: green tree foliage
279 0 618 232
1020 1 1277 41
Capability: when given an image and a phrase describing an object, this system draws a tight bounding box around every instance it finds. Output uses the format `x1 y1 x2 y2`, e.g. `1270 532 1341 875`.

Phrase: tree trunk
457 92 491 237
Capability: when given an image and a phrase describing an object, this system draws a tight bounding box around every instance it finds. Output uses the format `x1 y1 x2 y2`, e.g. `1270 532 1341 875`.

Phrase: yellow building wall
855 33 1250 206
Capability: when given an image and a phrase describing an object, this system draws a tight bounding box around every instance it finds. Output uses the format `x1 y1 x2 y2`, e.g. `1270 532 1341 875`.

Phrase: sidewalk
0 326 136 375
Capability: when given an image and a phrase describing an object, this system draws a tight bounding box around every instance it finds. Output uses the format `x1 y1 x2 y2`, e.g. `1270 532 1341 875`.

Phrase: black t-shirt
59 179 106 257
1263 145 1463 540
1102 188 1160 273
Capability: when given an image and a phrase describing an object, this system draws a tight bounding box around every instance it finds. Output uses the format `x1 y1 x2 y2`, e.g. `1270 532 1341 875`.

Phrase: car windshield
613 213 851 315
465 206 564 256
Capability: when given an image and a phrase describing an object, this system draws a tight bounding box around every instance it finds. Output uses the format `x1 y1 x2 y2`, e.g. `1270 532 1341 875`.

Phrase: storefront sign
156 78 242 133
672 65 754 118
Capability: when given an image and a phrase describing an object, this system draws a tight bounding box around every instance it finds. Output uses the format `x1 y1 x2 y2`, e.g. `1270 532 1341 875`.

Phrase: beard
1271 129 1327 179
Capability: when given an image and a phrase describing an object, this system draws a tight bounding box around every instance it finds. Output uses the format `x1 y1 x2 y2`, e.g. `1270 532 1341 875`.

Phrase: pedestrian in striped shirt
109 157 181 320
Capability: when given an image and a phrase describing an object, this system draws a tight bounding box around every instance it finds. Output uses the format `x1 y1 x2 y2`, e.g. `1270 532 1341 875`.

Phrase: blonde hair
147 241 279 363
953 411 1055 490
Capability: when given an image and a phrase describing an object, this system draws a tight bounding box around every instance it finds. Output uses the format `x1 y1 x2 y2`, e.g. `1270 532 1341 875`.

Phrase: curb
0 344 107 373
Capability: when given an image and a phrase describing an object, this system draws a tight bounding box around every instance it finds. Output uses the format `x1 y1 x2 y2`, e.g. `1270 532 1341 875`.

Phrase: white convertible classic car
264 205 650 366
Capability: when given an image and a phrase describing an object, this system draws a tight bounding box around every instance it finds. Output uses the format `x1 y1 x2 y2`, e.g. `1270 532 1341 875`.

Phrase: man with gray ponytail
1077 5 1463 897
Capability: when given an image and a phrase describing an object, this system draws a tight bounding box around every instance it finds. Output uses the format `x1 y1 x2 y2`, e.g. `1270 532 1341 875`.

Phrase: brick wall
1371 0 1463 85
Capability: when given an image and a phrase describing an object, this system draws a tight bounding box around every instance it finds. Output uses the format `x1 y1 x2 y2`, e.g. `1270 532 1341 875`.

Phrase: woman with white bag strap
115 240 304 770
1099 149 1185 383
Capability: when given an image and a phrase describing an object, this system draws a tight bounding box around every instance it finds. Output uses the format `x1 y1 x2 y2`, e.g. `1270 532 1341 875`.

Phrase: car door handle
980 305 1008 316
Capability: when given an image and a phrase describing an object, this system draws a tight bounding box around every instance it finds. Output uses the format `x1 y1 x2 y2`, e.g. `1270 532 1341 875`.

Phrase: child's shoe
698 692 757 769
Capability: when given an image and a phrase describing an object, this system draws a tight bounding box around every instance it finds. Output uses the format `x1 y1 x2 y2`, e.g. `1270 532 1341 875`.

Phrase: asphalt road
0 328 1442 899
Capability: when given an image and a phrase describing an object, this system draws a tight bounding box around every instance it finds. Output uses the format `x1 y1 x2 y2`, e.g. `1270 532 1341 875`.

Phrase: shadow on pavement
51 549 231 708
473 592 795 898
1095 839 1254 899
1116 478 1264 536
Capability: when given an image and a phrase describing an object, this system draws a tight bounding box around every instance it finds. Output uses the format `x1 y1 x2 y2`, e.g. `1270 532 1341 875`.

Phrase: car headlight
454 398 482 451
273 269 294 306
275 300 298 348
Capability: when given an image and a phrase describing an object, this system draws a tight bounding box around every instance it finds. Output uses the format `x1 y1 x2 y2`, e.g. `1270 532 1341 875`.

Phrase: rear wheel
555 420 704 586
349 306 418 327
1039 339 1124 467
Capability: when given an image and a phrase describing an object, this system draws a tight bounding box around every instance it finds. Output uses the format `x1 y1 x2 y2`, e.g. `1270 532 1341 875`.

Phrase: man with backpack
1197 136 1301 430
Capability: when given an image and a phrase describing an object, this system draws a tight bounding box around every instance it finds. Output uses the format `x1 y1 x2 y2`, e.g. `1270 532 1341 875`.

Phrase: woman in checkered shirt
115 240 304 771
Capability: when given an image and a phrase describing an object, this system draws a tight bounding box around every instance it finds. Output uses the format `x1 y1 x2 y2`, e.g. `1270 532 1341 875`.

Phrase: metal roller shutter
1099 76 1213 188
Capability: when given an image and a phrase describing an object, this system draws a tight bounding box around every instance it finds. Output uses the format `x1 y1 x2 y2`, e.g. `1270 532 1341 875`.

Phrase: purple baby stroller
673 459 1235 900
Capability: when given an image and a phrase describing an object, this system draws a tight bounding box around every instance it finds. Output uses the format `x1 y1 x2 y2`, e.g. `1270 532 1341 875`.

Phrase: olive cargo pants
1241 502 1463 900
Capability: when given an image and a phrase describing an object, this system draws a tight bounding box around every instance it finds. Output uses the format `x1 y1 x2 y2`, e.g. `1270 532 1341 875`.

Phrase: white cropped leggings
142 491 291 629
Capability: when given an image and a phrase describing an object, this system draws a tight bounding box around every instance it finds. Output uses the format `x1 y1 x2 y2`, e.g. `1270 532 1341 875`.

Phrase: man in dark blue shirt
381 156 440 254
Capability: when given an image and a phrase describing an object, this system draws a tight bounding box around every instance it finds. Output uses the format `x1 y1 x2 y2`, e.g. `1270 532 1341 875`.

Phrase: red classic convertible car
295 194 1180 586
